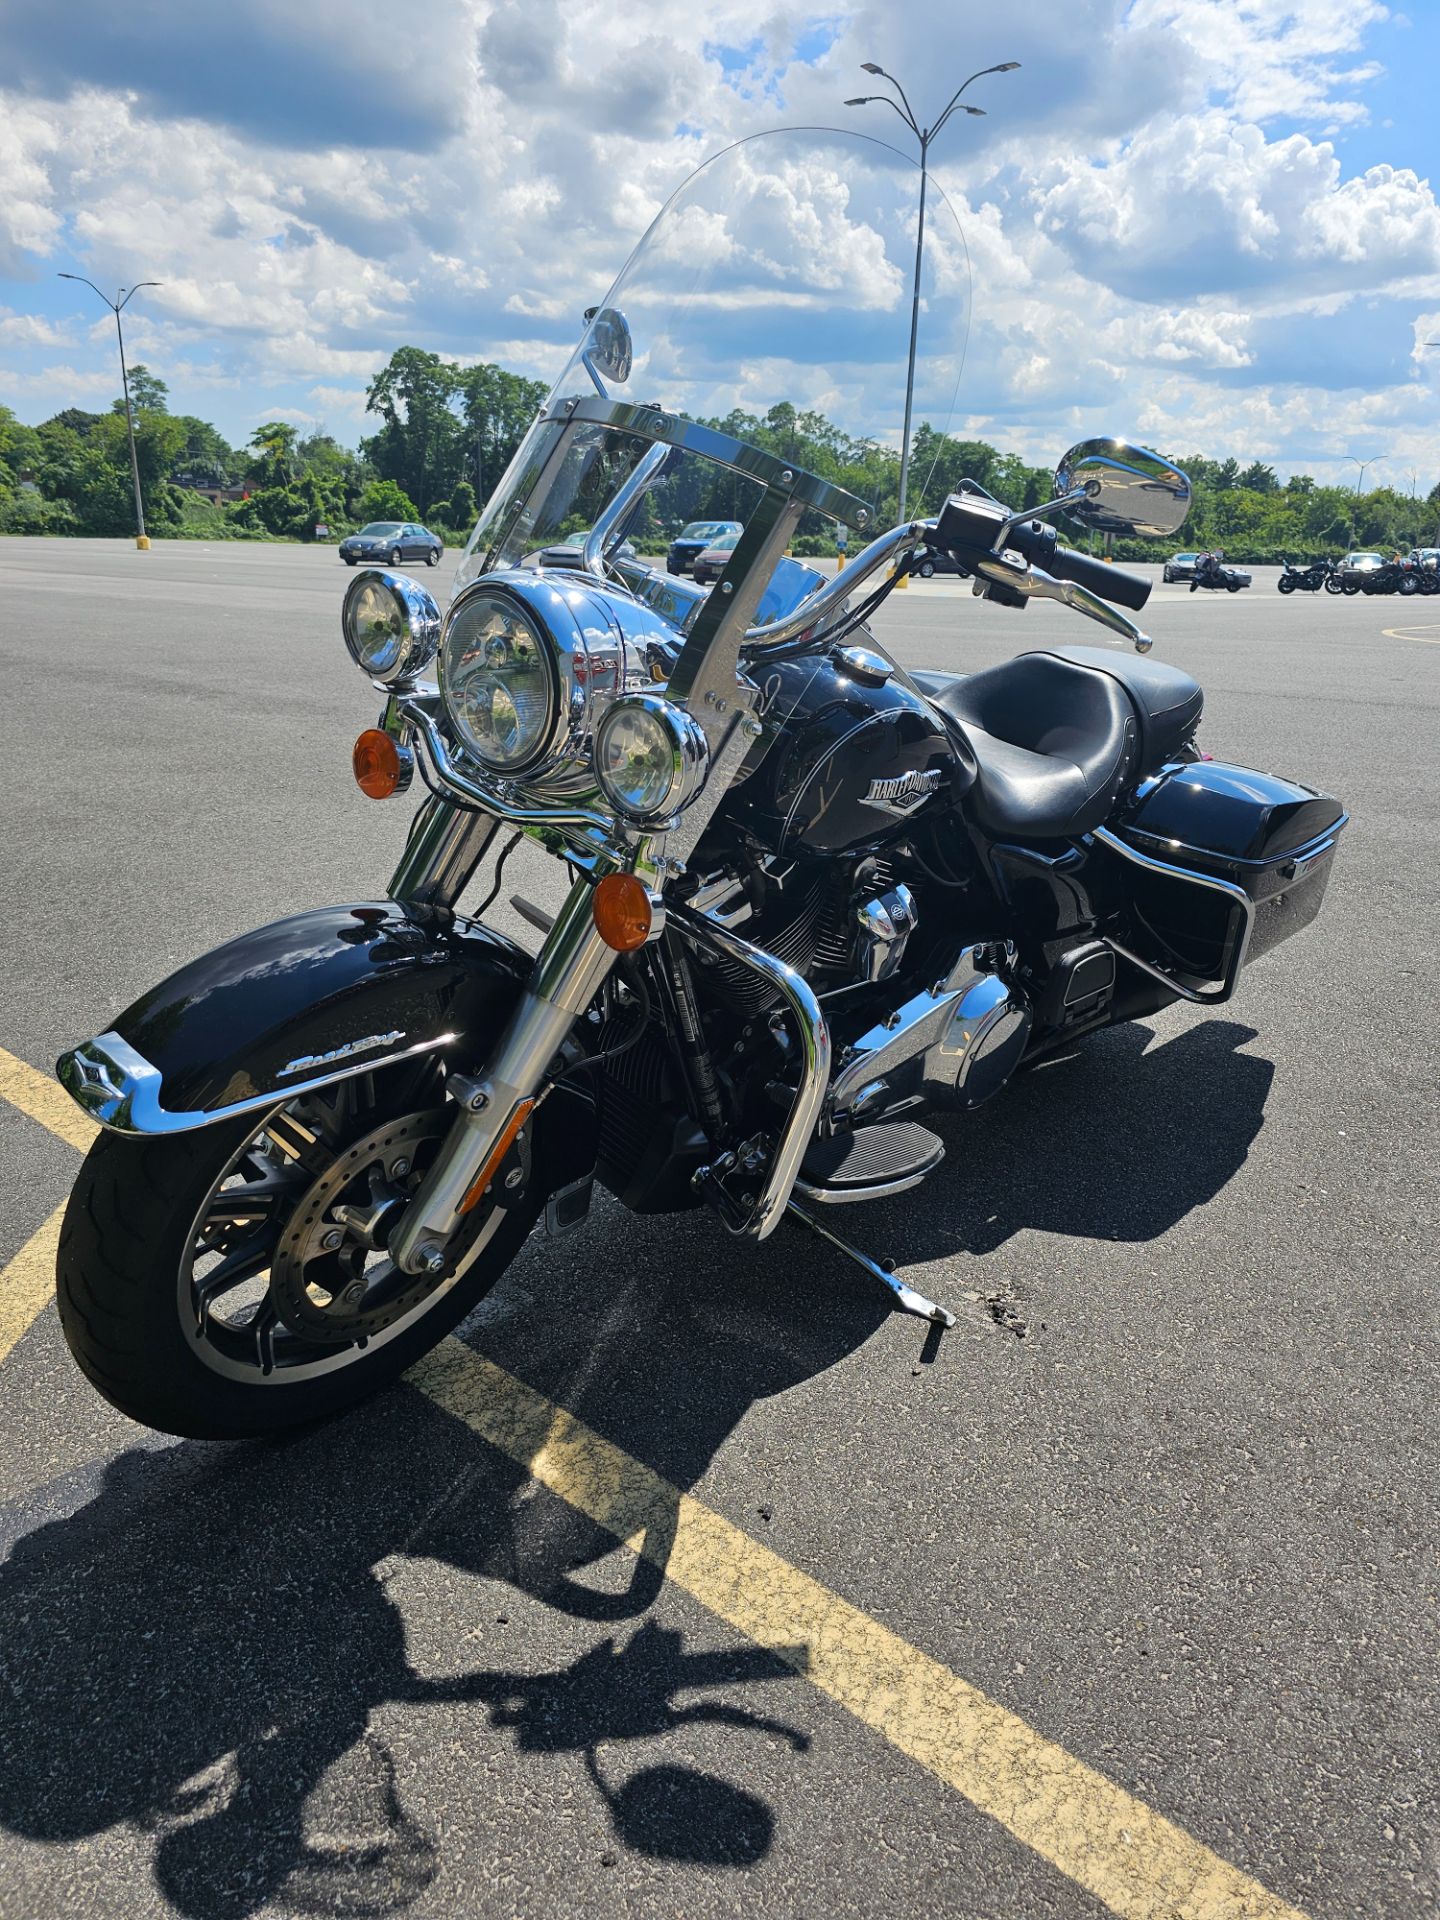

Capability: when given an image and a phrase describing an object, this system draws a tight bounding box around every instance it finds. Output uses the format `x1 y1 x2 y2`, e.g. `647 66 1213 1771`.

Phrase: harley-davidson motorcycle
1276 557 1333 593
53 131 1347 1438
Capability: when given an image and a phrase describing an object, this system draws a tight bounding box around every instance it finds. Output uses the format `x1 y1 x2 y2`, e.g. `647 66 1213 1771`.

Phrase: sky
1 0 1439 489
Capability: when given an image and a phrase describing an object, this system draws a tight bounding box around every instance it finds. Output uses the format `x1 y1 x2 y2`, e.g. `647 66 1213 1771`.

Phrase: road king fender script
57 902 533 1133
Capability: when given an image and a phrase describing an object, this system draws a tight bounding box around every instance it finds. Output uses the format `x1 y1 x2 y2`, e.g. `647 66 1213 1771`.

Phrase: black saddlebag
1108 760 1346 994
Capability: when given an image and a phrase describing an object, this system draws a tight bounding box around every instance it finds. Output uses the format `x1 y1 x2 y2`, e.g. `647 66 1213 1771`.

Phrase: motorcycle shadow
898 1015 1274 1260
0 1224 888 1916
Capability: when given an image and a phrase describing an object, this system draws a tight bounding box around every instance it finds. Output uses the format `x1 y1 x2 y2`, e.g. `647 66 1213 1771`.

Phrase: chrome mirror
580 306 633 395
1053 439 1192 539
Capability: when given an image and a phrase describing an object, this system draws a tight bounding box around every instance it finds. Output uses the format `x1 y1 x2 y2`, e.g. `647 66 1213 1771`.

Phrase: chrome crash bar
670 902 831 1240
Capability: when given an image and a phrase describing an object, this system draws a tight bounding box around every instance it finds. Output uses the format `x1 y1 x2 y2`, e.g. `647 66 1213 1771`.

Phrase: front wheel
389 546 403 566
917 560 936 578
1398 572 1420 596
56 1074 541 1439
1324 575 1345 594
427 547 441 567
1278 576 1295 594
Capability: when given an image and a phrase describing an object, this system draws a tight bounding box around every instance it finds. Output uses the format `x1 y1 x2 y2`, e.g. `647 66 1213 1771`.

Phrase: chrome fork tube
390 796 498 911
389 873 618 1274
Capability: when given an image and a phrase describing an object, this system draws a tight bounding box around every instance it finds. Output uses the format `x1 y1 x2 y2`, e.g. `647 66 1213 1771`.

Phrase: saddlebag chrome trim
670 903 830 1242
57 1029 456 1137
1092 824 1255 1006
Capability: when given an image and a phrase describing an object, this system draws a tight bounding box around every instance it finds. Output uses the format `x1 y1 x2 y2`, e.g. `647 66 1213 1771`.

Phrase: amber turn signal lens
352 728 404 799
591 872 652 952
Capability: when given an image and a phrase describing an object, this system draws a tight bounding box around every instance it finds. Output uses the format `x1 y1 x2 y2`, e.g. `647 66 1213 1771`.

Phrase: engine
682 853 918 1012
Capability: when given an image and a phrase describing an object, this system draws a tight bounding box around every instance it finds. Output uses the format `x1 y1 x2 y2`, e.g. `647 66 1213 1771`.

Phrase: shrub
357 478 418 523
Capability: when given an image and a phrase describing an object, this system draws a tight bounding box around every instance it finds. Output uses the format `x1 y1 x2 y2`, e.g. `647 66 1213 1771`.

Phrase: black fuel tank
718 642 971 857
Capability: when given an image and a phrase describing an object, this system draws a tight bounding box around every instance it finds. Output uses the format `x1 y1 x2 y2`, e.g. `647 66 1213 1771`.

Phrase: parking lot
0 536 1436 1920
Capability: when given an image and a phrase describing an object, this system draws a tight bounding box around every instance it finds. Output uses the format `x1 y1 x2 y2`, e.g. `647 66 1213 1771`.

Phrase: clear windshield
458 127 970 585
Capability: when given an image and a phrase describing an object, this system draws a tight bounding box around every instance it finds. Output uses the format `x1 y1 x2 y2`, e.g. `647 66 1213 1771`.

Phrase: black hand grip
1049 546 1151 613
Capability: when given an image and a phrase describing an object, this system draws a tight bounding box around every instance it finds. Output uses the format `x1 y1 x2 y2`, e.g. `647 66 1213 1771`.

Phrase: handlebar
1046 544 1151 613
1005 518 1151 613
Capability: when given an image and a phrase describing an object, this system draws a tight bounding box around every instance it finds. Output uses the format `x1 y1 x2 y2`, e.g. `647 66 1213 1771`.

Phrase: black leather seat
910 646 1205 840
914 652 1140 839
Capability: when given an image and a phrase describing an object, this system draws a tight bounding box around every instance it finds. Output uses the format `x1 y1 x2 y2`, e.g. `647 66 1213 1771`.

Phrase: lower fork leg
785 1200 955 1328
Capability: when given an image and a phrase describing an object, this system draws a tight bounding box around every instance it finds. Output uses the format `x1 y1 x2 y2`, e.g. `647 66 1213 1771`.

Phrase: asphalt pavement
0 537 1436 1920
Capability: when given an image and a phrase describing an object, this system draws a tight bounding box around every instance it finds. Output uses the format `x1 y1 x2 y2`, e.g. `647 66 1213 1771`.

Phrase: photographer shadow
0 1229 885 1917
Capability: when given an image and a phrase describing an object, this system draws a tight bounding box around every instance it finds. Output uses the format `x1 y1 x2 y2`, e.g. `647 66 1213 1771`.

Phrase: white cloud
0 0 1435 490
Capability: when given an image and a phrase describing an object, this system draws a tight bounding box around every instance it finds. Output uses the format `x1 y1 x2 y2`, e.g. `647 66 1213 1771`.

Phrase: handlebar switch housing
933 491 1009 555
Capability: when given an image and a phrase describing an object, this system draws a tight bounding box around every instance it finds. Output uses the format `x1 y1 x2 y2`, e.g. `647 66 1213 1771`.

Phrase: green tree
246 422 299 487
450 478 478 527
363 348 465 514
113 365 169 415
356 478 419 523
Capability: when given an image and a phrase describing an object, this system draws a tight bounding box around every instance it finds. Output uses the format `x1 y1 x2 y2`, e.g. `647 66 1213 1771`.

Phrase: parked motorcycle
1277 559 1333 594
1189 555 1252 593
51 130 1348 1439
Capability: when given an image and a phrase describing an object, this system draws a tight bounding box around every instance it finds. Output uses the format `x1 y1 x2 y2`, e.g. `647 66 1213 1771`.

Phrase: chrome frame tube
389 871 621 1274
670 903 830 1241
402 698 618 837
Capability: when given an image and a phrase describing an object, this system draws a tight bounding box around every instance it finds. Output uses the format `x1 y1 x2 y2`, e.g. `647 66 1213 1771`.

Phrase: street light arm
115 280 161 314
932 61 1017 138
57 271 115 312
847 92 919 138
859 63 920 137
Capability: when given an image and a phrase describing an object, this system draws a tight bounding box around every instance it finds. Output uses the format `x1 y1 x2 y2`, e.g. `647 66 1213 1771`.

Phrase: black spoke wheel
57 1068 542 1439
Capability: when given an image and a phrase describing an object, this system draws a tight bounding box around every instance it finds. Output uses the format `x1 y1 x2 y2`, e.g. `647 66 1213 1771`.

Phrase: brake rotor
269 1107 525 1344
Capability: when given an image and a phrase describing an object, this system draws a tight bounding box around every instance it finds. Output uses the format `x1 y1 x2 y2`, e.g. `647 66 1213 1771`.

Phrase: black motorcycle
1277 558 1332 593
1189 556 1252 593
51 130 1348 1439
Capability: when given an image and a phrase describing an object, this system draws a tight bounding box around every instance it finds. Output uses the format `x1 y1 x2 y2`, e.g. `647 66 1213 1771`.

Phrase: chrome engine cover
920 963 1031 1112
826 946 1030 1127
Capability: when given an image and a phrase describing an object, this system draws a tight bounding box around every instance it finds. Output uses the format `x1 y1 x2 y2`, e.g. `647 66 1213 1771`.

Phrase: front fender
57 902 535 1135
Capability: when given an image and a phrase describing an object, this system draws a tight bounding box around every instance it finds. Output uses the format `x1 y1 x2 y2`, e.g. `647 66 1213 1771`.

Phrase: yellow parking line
0 1050 96 1359
0 1052 1309 1917
0 1204 65 1365
412 1340 1309 1920
1382 623 1440 643
0 1045 98 1153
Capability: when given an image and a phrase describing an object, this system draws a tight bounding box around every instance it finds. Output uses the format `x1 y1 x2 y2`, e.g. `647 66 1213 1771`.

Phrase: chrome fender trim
58 1029 456 1137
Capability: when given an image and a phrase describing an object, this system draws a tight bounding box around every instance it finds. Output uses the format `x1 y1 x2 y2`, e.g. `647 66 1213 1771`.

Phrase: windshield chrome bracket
583 440 671 578
666 487 805 749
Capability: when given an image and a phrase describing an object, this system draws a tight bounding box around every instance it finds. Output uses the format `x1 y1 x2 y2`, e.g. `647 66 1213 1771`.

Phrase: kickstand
786 1200 955 1328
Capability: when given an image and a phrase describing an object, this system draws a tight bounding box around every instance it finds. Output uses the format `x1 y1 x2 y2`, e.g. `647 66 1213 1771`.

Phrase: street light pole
1344 453 1385 495
57 273 162 549
847 59 1018 524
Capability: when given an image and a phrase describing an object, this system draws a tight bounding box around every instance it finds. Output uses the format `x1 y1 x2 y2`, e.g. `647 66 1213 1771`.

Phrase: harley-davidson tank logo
861 768 945 816
278 1030 407 1077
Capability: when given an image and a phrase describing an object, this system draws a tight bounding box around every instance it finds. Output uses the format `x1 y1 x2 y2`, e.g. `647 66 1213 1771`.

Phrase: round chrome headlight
341 570 440 684
440 587 558 774
594 692 710 825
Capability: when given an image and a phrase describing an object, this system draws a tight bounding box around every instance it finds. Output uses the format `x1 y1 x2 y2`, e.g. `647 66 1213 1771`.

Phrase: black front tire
389 547 403 566
57 1121 540 1441
917 560 936 578
427 547 441 567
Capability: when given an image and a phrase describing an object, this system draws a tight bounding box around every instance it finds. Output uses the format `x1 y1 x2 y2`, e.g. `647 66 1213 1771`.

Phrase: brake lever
971 553 1154 654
